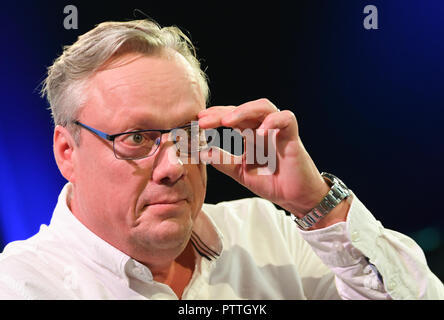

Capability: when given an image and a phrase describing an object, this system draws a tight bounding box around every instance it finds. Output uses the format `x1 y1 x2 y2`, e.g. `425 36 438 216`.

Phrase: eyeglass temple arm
73 121 114 141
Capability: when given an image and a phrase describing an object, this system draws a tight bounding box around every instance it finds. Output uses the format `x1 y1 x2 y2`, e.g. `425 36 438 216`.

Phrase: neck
150 240 196 298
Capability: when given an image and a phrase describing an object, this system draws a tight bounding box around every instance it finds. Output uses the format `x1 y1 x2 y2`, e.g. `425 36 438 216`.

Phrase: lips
140 199 187 218
143 197 187 208
148 199 186 206
139 188 190 214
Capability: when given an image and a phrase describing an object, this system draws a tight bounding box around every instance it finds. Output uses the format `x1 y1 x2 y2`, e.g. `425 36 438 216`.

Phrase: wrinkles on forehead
79 51 205 133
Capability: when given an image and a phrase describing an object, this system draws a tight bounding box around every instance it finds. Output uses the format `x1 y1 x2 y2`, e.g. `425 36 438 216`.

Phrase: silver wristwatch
293 172 350 230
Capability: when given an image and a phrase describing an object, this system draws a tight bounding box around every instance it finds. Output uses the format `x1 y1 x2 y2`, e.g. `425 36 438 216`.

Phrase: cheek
188 163 207 212
75 142 152 213
104 160 154 212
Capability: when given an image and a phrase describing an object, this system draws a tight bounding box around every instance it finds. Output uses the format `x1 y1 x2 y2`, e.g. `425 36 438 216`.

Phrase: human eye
118 131 160 147
124 133 146 146
113 131 161 160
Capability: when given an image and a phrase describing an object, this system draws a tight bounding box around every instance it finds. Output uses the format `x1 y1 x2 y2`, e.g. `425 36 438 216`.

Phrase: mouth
146 197 187 205
141 199 188 213
138 200 187 220
147 199 187 207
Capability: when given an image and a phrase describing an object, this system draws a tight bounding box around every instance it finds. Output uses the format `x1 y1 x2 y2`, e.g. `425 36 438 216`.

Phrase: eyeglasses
73 120 208 160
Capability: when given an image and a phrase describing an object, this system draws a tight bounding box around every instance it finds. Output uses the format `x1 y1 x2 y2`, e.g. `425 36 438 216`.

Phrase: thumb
200 146 243 181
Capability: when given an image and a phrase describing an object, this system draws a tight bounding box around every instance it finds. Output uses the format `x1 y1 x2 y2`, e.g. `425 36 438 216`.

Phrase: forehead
81 51 205 131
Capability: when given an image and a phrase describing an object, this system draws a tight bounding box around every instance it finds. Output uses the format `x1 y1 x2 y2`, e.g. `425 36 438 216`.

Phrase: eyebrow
124 115 199 132
172 115 199 129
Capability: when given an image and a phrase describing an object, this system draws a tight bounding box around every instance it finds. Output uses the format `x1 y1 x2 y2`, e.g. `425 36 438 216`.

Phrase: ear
53 125 77 183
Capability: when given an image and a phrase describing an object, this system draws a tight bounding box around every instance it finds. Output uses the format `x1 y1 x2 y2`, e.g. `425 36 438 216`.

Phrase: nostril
152 144 187 185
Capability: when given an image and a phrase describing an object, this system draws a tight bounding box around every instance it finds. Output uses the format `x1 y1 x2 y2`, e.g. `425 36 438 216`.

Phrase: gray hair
41 19 209 142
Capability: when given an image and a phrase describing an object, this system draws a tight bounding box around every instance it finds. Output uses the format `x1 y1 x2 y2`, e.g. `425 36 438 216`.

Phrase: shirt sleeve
298 191 444 300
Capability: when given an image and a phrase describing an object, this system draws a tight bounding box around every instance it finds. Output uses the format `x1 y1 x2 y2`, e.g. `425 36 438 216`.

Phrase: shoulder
0 226 72 299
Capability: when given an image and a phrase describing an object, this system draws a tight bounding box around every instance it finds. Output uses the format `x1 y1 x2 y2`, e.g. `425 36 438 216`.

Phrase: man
0 19 442 299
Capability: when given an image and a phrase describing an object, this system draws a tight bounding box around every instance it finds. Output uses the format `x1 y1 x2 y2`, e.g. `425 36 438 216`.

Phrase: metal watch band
293 172 350 230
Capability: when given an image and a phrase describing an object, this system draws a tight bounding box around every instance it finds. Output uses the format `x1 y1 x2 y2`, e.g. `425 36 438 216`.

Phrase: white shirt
0 183 442 300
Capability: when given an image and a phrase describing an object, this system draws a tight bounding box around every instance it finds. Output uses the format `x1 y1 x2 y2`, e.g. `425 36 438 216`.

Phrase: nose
151 135 186 185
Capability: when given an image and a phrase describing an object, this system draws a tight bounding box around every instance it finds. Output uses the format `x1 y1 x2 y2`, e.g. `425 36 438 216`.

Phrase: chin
157 222 191 249
133 216 193 252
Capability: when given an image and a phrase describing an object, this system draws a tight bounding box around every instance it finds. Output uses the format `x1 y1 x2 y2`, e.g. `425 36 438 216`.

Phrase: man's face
70 51 207 261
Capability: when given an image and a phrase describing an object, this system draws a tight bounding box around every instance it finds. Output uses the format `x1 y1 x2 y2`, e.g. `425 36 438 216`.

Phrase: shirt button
387 279 397 291
351 231 360 242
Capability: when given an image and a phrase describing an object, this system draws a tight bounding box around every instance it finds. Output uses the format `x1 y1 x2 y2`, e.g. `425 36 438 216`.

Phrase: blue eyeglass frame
73 120 194 159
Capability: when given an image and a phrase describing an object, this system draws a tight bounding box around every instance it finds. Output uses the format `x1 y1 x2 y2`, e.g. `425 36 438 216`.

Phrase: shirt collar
190 207 224 261
49 183 224 280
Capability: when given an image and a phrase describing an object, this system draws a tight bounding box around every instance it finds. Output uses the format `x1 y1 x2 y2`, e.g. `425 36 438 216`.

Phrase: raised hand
198 98 340 220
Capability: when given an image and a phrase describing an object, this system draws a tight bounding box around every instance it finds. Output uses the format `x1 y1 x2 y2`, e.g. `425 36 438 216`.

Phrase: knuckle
256 97 272 106
283 110 296 120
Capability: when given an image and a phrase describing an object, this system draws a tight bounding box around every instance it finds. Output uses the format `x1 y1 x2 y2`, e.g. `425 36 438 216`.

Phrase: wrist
292 172 351 230
300 180 332 216
306 197 350 230
286 176 331 218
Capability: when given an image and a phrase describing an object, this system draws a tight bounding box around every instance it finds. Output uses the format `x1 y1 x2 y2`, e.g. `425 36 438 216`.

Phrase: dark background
0 0 443 282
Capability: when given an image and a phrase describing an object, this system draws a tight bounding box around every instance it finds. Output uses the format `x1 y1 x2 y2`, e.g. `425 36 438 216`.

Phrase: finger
198 106 236 129
257 110 298 138
198 106 236 117
200 146 243 181
221 98 279 128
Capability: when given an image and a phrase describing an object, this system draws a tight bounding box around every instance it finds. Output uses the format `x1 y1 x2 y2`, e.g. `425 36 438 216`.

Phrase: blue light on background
0 1 67 245
0 0 443 281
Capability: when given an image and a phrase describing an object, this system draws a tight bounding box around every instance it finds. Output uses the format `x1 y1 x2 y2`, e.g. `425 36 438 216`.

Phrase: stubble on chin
129 213 194 260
